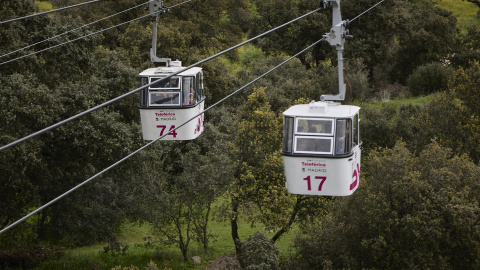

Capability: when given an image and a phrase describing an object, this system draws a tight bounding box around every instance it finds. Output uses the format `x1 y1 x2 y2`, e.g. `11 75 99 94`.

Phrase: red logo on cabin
301 162 326 167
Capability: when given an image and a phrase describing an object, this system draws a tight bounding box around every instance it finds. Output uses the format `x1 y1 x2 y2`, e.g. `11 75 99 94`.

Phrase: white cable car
139 61 205 140
281 101 360 196
282 0 361 196
138 0 205 140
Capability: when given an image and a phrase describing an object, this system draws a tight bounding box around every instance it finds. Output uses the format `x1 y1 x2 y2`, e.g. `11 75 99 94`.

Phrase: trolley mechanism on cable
281 0 361 196
139 0 205 140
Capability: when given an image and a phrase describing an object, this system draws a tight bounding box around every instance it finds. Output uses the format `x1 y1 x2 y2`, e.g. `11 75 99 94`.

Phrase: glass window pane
353 114 359 146
335 119 352 154
295 137 332 154
149 76 180 89
296 118 333 135
149 92 180 106
182 77 196 105
283 117 294 153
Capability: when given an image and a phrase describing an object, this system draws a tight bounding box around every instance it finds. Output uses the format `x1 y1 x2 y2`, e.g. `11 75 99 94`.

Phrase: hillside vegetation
1 0 480 269
435 0 480 30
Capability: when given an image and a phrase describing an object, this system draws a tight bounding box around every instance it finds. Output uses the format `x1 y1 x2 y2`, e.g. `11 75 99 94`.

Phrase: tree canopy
0 0 479 268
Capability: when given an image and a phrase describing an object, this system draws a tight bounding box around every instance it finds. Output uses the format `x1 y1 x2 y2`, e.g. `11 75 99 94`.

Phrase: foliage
248 0 329 68
237 231 279 270
104 240 130 264
228 87 330 256
228 87 291 243
0 245 65 269
0 0 479 268
406 62 454 96
453 25 480 67
344 58 373 101
112 260 171 270
291 141 480 269
0 0 141 249
413 62 480 162
126 123 233 261
359 102 422 154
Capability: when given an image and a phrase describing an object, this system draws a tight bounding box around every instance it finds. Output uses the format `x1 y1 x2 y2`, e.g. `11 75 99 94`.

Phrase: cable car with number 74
138 0 204 141
138 61 205 140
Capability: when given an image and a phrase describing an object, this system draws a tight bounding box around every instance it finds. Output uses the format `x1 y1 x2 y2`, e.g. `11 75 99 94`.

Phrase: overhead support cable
0 2 148 59
168 0 196 8
0 0 200 66
0 10 157 67
349 0 387 22
0 0 390 234
0 36 326 235
0 0 102 25
0 8 322 152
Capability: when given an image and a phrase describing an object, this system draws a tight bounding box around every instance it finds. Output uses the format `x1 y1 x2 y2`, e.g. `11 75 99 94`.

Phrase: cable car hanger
319 0 353 102
149 0 172 65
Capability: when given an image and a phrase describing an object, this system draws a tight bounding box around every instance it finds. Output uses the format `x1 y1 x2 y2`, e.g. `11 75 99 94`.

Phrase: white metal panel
283 101 360 119
139 101 204 140
283 147 361 196
139 66 202 77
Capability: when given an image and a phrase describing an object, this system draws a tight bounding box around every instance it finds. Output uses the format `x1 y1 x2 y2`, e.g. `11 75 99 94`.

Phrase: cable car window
295 136 333 154
140 77 148 106
296 118 333 135
353 114 359 146
182 76 196 105
149 76 180 89
283 117 294 153
196 73 202 97
149 92 180 106
335 119 352 154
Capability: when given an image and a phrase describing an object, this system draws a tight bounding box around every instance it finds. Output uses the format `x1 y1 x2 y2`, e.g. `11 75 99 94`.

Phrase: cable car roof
283 101 360 118
139 66 202 77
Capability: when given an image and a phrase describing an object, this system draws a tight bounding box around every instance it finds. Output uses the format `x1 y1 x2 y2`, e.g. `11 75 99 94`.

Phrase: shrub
406 62 453 96
236 231 279 270
290 142 480 269
0 245 65 269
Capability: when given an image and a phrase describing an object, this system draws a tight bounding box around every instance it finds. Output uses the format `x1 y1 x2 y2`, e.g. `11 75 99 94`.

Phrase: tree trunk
230 198 241 255
271 196 304 243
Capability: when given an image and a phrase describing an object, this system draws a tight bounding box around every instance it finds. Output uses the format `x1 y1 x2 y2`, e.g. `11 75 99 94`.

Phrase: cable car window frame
283 116 294 153
149 76 181 90
140 77 149 107
149 91 181 106
353 113 359 147
182 76 197 106
196 72 203 97
296 118 334 136
335 118 352 155
294 136 333 154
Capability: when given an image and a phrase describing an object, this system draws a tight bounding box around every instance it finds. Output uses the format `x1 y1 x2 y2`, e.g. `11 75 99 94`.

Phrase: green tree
248 0 329 68
0 72 58 247
236 231 279 270
292 141 480 269
248 0 459 85
406 62 454 96
414 62 480 163
129 122 232 260
0 2 141 247
228 87 330 256
452 25 480 67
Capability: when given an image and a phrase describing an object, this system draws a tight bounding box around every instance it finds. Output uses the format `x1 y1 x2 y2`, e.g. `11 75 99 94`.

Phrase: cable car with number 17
281 0 361 196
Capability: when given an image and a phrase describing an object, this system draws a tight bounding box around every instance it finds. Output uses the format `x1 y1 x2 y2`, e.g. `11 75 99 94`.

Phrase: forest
1 0 480 269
